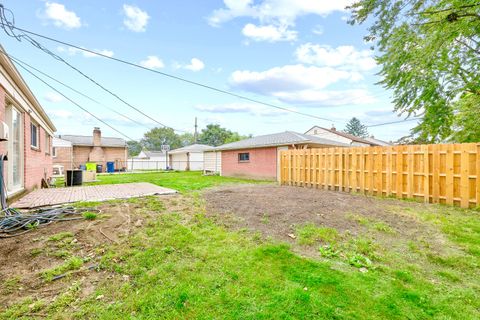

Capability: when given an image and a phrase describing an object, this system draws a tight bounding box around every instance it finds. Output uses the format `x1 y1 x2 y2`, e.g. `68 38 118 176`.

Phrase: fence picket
280 143 478 208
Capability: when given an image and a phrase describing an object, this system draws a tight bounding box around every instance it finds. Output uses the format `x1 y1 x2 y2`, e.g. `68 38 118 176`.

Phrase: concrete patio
12 182 177 208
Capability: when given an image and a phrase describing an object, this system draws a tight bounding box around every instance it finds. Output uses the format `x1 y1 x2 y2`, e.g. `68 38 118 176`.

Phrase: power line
0 9 184 133
0 21 335 123
8 54 154 131
366 117 422 127
1 49 138 142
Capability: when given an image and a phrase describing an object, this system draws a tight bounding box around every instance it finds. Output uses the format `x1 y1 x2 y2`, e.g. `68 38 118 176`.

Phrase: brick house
0 46 56 198
213 131 347 181
53 127 127 172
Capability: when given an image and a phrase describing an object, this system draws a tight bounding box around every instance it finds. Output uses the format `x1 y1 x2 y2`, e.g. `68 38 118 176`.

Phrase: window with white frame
52 147 57 157
30 122 39 149
45 135 51 154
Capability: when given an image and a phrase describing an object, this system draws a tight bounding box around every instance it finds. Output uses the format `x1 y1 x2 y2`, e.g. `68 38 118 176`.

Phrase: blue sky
1 0 418 141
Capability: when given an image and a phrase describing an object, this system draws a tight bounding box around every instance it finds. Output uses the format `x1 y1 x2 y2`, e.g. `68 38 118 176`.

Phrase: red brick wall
54 145 127 171
221 147 277 180
52 146 73 169
24 113 53 190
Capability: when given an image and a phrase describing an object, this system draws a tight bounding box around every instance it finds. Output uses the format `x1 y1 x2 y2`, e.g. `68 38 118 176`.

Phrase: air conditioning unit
0 122 9 141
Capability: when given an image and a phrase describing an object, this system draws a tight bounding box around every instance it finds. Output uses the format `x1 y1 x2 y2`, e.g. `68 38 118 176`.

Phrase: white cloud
231 64 361 94
242 23 297 42
122 4 150 32
209 0 353 26
184 58 205 72
49 109 73 119
139 56 164 69
44 92 65 103
42 2 82 29
208 0 354 42
57 46 114 58
295 43 376 71
274 89 377 106
195 102 288 117
229 64 376 106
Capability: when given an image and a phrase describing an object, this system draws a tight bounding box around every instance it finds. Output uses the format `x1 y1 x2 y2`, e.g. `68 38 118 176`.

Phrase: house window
30 122 39 149
238 152 250 162
45 135 51 154
52 147 57 157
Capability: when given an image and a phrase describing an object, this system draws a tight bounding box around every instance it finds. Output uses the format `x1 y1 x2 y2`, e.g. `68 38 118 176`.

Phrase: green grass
296 223 339 245
56 171 270 193
2 175 480 319
41 257 84 282
83 211 98 220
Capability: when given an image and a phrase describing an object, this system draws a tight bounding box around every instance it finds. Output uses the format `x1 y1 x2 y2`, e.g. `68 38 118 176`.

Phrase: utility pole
194 117 198 143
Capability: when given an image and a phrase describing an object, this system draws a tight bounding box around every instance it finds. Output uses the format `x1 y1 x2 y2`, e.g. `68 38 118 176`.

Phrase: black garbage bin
66 170 83 186
96 164 103 173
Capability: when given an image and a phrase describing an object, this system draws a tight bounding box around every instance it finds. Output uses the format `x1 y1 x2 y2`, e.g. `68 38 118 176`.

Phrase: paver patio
11 182 177 208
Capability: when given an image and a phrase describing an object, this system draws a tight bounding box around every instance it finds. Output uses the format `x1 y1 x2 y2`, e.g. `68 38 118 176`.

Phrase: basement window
238 152 250 162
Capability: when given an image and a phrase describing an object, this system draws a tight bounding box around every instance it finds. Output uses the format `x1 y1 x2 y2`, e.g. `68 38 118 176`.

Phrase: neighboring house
214 131 348 181
127 149 168 171
203 148 222 175
0 46 56 197
364 136 393 146
305 126 384 146
53 127 127 172
169 144 212 171
52 137 73 170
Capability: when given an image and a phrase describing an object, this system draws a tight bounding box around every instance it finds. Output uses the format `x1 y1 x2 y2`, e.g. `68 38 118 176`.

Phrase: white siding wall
203 151 221 174
305 127 353 144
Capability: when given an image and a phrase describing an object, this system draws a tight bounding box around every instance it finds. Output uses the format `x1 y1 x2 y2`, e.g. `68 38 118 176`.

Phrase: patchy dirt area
0 195 180 312
204 184 455 259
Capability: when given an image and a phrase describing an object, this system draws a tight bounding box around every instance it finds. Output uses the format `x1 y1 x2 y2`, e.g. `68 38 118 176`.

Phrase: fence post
432 144 440 203
446 144 454 205
385 146 392 197
423 144 430 204
477 143 480 207
396 146 403 199
460 144 470 208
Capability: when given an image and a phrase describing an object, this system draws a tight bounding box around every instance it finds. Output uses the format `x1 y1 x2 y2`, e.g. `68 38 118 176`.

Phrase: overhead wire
0 16 335 123
0 6 185 132
0 5 423 134
0 49 138 142
8 54 154 131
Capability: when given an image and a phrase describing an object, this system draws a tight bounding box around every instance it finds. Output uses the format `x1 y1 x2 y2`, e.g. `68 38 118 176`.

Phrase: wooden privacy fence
280 143 480 208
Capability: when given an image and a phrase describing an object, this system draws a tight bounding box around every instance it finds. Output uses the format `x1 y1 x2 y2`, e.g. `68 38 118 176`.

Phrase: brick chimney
331 125 336 131
93 127 101 147
88 127 105 165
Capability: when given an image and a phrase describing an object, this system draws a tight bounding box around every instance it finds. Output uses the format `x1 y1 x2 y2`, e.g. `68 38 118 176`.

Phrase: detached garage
169 144 212 171
203 149 222 175
215 131 347 181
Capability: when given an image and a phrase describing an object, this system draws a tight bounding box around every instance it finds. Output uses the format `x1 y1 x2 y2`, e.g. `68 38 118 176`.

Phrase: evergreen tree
344 117 369 138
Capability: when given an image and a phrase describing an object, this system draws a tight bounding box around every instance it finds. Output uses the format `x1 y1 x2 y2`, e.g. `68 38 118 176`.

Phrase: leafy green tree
141 127 183 150
179 133 195 146
450 94 480 142
127 140 143 157
348 0 480 142
198 124 238 146
344 117 369 138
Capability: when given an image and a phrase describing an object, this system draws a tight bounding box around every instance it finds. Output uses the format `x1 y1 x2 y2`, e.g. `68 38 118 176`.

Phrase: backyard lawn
2 172 479 319
55 170 269 192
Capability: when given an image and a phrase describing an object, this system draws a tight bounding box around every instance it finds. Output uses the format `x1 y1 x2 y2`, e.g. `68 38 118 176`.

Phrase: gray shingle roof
144 151 166 158
169 144 213 154
58 135 126 147
214 131 349 151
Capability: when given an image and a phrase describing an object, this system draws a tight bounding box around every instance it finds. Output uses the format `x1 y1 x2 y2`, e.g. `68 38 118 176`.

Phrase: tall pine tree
344 117 369 138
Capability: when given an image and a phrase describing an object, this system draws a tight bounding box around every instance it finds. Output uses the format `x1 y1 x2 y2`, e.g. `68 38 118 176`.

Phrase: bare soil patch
204 184 453 258
0 195 179 311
